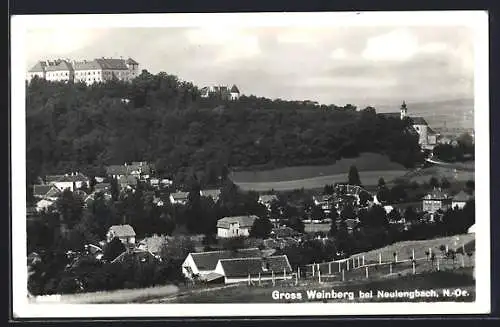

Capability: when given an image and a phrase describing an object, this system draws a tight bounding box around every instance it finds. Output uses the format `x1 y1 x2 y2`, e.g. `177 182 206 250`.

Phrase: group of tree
432 133 474 162
26 73 424 189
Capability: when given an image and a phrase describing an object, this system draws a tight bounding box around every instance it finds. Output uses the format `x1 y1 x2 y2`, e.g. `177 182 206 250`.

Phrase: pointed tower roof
230 85 240 93
401 100 407 109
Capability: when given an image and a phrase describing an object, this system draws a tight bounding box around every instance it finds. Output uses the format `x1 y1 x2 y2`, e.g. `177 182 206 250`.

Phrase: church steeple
400 100 408 120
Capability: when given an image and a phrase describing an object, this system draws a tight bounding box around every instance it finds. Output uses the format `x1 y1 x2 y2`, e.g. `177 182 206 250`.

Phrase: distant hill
374 98 474 131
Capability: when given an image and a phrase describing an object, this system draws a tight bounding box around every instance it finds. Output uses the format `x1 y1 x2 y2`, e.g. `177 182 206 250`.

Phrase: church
379 101 438 151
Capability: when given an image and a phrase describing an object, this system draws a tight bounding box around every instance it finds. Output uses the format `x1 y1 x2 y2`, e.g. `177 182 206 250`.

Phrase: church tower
400 101 408 120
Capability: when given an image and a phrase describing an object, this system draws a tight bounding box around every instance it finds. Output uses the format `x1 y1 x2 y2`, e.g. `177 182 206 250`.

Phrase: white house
181 248 261 280
33 184 61 201
201 189 221 202
48 173 90 192
169 191 191 205
452 190 473 209
230 85 240 100
106 224 136 246
216 215 258 238
213 255 292 284
36 199 55 212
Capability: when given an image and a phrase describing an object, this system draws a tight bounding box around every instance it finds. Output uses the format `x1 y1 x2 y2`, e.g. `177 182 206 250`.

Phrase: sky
24 24 475 108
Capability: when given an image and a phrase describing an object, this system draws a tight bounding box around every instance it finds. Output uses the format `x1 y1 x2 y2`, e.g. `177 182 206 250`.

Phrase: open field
395 164 474 185
152 268 474 303
230 153 407 183
234 170 408 192
304 223 331 233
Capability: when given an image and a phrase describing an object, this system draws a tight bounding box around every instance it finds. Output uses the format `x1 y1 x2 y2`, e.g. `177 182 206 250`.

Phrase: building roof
189 248 261 271
33 185 61 198
28 61 47 73
126 58 139 65
410 116 428 125
218 255 292 277
94 183 111 192
95 58 129 70
216 215 259 229
106 165 128 176
118 175 138 186
45 175 65 183
259 194 278 203
108 224 136 238
45 60 73 72
137 235 167 254
54 173 89 183
313 195 332 203
73 60 101 71
201 189 221 199
453 190 473 202
170 191 190 200
230 85 240 93
423 188 450 200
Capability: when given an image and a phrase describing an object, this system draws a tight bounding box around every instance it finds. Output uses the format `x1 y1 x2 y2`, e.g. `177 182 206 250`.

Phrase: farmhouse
106 224 136 246
181 248 262 280
33 184 61 200
452 190 473 209
216 215 258 238
213 255 293 284
422 188 452 213
35 199 55 212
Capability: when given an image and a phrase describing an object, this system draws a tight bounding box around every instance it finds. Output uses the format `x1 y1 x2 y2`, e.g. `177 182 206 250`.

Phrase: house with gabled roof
214 255 292 284
200 84 241 100
33 184 61 200
169 191 191 205
181 248 262 280
106 224 136 246
422 188 452 214
452 190 474 209
49 172 90 192
201 189 221 202
217 215 259 238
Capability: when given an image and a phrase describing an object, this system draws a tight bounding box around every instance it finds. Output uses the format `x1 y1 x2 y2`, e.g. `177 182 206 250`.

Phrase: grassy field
230 153 407 183
154 268 474 303
234 170 408 192
395 165 474 185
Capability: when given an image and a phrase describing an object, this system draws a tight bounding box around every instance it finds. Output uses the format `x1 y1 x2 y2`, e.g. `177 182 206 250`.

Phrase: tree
429 177 439 189
359 191 373 206
323 184 334 195
250 217 273 238
465 180 475 195
378 177 386 188
110 177 119 201
348 165 361 186
340 204 356 220
287 216 305 234
310 205 324 221
404 206 418 223
441 177 450 189
387 209 402 223
55 189 84 230
103 237 126 262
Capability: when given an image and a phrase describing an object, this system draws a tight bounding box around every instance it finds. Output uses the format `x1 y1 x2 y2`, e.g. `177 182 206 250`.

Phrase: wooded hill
26 70 423 188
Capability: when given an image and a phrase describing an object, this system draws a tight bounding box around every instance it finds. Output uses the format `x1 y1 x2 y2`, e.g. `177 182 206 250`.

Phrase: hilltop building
200 84 240 100
26 57 140 85
379 101 438 151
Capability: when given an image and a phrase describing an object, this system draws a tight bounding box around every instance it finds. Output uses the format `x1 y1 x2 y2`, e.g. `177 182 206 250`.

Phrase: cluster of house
26 57 140 85
200 84 240 100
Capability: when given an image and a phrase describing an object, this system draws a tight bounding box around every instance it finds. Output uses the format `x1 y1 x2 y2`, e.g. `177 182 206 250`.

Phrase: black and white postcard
11 11 490 317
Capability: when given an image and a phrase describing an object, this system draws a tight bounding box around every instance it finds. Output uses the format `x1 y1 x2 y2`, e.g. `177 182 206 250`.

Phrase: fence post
284 268 286 280
338 261 341 273
412 248 415 261
298 267 301 280
329 262 332 275
295 271 298 285
445 244 448 253
362 255 365 266
379 253 382 264
429 247 432 260
259 272 261 286
389 263 393 274
412 261 416 274
352 257 356 268
272 270 275 286
318 270 321 283
365 266 369 279
312 264 315 277
342 269 345 281
347 259 350 271
248 274 251 286
395 253 398 263
358 257 361 267
461 254 465 268
437 257 440 271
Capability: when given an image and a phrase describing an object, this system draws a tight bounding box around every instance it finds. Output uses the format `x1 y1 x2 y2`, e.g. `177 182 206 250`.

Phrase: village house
45 172 90 192
106 224 136 246
169 191 191 205
216 215 259 238
181 248 262 281
452 190 474 209
378 101 438 151
313 194 333 213
422 188 452 213
33 184 62 212
201 189 221 203
200 84 240 100
213 255 293 284
136 234 167 257
258 194 278 211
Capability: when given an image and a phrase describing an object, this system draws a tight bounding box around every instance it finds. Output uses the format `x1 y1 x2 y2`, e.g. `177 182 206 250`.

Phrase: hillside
26 72 424 187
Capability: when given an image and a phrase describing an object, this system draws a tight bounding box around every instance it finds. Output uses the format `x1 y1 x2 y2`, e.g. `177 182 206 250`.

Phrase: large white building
26 57 140 85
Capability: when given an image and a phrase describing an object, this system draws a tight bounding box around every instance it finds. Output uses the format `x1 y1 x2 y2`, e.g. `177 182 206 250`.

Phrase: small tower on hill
400 101 408 120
